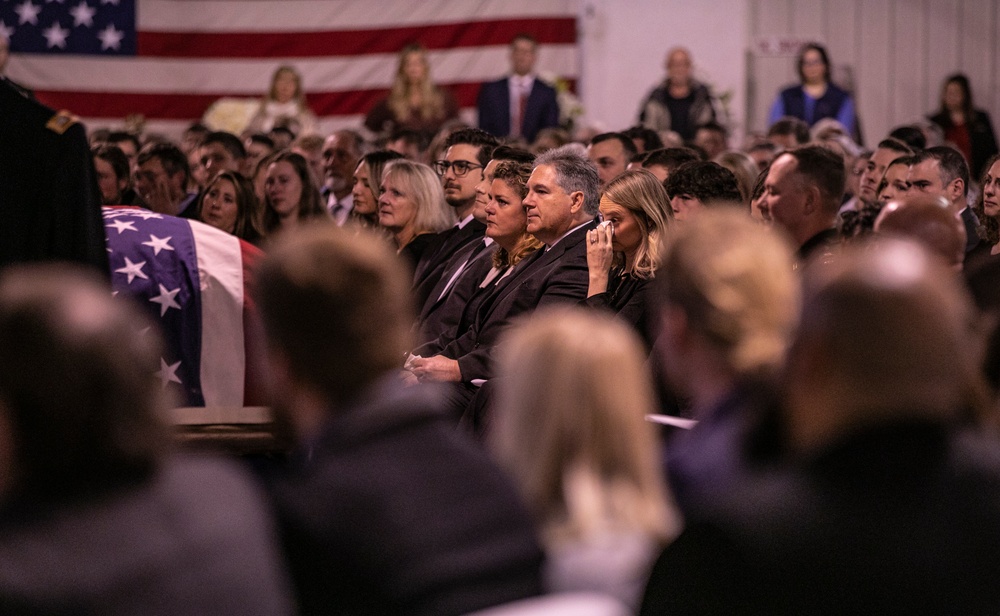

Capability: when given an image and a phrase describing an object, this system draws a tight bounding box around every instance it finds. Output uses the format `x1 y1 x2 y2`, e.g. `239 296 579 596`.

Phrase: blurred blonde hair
660 209 799 375
490 307 677 544
388 44 445 123
601 169 672 279
713 150 760 203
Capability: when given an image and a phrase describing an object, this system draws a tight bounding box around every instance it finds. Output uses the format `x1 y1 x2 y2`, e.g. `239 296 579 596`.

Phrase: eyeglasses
433 160 483 177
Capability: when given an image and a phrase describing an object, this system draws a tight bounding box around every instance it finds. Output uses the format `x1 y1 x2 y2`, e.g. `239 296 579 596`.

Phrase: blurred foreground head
655 209 799 398
254 224 413 435
874 194 965 270
785 239 986 452
0 266 168 503
491 307 675 542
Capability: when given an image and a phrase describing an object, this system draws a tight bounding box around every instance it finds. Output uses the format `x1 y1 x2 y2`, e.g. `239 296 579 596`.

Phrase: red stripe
34 79 578 120
138 18 577 58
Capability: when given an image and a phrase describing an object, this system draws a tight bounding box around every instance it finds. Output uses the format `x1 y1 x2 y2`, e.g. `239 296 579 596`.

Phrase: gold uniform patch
45 110 79 135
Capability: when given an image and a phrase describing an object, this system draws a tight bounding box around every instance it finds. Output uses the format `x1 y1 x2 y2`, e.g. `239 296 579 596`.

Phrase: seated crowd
7 44 1000 615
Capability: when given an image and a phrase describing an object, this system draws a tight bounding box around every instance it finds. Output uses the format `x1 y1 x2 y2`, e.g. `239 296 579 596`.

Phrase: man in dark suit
640 239 1000 614
412 129 497 308
255 226 544 616
409 147 598 413
477 34 560 144
0 79 108 273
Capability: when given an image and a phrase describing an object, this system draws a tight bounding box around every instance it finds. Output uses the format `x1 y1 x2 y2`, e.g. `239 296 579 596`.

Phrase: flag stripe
189 220 246 408
137 0 577 31
10 45 578 94
138 18 576 58
34 79 576 120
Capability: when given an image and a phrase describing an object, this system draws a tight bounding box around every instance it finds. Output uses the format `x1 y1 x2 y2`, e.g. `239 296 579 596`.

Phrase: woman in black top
584 169 672 341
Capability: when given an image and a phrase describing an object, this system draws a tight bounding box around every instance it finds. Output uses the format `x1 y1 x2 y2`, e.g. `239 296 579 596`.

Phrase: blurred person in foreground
492 307 679 611
0 265 291 614
641 239 998 615
254 225 543 615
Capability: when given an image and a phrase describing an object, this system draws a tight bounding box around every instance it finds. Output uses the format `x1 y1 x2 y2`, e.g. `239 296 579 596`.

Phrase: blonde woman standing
365 44 459 139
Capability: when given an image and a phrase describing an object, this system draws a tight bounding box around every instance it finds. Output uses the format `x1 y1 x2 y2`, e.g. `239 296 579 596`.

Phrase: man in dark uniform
0 78 108 274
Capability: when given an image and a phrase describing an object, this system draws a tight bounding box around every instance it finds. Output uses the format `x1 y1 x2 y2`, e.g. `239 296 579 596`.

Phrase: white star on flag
149 284 181 316
102 209 133 218
69 1 95 27
97 23 123 50
142 234 174 256
131 210 163 220
0 21 14 41
155 358 182 389
114 256 148 284
15 1 41 26
106 219 137 234
42 21 70 48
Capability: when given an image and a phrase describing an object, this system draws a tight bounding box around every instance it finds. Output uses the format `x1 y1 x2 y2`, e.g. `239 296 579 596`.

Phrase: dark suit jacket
641 419 1000 615
441 221 596 381
412 220 486 310
415 238 496 348
0 80 109 274
477 76 560 143
266 378 544 616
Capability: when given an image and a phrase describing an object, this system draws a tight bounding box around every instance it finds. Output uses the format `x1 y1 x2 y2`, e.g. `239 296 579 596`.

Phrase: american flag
3 0 578 137
103 206 262 408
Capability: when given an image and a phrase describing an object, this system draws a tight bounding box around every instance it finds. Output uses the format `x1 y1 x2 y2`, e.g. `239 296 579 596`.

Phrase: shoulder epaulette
46 110 79 135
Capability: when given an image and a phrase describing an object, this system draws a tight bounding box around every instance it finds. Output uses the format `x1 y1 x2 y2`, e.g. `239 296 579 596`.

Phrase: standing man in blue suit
477 34 560 144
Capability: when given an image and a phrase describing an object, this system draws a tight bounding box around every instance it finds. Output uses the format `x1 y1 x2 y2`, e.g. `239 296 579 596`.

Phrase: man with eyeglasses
413 128 498 308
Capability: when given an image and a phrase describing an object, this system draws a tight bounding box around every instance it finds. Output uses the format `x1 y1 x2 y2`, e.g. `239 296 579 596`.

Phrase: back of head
665 161 744 206
657 209 799 376
785 239 984 450
203 130 247 160
888 125 927 151
623 125 665 153
0 266 167 503
534 145 601 216
767 117 810 145
642 147 702 173
874 195 965 268
490 307 673 541
254 225 413 408
590 132 639 159
490 145 536 166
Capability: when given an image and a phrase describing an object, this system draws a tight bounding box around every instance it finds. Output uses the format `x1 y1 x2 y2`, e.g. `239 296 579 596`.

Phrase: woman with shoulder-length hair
364 43 459 139
262 151 328 237
378 159 455 266
351 150 405 229
768 42 857 139
198 171 264 245
490 307 678 611
246 65 317 136
584 169 672 340
928 73 999 178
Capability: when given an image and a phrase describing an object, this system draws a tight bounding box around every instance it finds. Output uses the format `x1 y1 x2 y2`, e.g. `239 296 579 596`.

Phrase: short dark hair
106 130 141 153
876 137 914 156
92 144 130 183
888 125 926 151
623 125 664 153
664 161 743 204
511 33 537 48
254 226 413 408
137 141 190 185
389 128 429 151
490 145 535 165
768 117 810 144
590 132 639 159
0 265 168 503
784 145 846 212
444 128 499 166
202 130 247 160
247 133 275 150
642 147 702 172
695 121 728 139
912 146 971 197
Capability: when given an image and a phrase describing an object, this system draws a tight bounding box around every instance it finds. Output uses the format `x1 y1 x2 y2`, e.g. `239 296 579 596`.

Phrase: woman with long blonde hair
364 44 459 138
584 169 672 342
246 65 317 135
490 307 678 610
